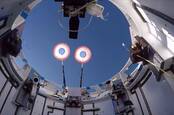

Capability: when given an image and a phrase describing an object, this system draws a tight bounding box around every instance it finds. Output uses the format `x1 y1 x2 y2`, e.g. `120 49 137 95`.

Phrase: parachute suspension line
80 64 84 88
79 16 93 32
61 61 66 89
102 12 110 21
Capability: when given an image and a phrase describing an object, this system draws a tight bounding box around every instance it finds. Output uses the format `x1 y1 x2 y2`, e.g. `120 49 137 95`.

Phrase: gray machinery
0 0 174 115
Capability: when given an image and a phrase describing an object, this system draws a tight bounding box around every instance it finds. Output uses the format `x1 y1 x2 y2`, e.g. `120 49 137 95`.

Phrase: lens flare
53 43 70 61
75 46 92 64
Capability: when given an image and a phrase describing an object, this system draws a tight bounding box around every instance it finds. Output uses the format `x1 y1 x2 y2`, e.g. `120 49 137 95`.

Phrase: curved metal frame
0 0 174 106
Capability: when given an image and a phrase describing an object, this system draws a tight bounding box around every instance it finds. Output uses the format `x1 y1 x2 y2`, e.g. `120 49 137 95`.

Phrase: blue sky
22 0 130 87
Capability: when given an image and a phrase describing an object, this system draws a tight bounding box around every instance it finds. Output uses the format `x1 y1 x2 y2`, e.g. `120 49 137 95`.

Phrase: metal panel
17 106 31 115
0 82 12 111
43 98 54 115
129 93 144 115
0 71 7 93
136 0 174 19
94 98 115 115
141 73 174 115
50 109 64 115
136 88 149 115
31 95 45 115
83 104 93 115
55 102 64 109
1 87 17 115
49 102 64 115
66 107 81 115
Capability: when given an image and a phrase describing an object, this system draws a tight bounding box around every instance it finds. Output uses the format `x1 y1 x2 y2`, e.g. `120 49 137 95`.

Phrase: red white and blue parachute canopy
75 46 92 64
53 43 70 61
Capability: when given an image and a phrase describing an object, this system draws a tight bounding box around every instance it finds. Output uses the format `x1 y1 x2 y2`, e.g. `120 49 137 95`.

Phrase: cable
136 55 171 78
69 0 96 16
122 43 172 78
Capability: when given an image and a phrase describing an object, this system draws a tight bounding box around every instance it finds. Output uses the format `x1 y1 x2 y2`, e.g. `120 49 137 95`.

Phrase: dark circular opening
33 77 39 83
